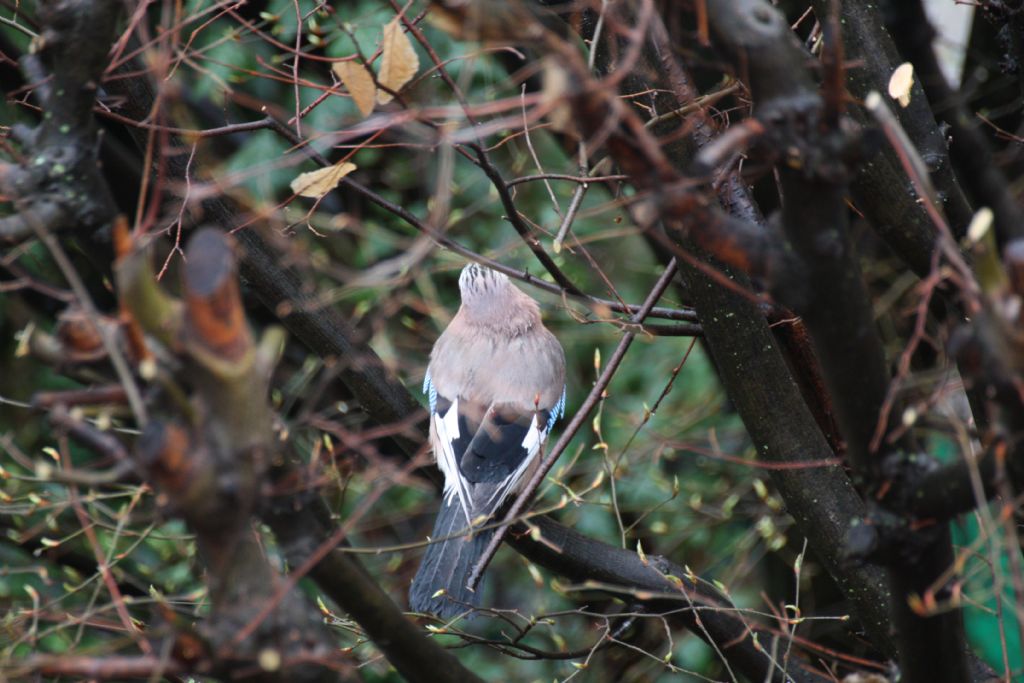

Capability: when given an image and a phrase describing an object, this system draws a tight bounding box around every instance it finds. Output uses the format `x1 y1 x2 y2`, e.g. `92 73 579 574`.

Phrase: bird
410 263 566 619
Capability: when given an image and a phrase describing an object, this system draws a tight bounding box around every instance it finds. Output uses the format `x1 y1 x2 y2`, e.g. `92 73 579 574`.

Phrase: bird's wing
424 376 564 522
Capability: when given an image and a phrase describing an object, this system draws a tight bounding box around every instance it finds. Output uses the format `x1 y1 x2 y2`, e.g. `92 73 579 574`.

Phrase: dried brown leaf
377 18 419 104
333 60 376 118
290 162 357 199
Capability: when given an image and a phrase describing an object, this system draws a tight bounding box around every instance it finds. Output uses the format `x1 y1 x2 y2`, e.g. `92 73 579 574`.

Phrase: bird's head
457 263 540 334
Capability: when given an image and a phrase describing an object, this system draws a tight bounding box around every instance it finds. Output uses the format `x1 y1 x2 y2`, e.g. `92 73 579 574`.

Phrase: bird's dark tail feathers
409 496 495 619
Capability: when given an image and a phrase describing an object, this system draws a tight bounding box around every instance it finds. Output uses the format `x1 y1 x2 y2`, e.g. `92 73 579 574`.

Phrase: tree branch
0 0 119 245
261 482 485 683
513 0 899 659
706 2 971 681
509 516 833 683
885 0 1024 246
118 229 342 683
810 0 973 253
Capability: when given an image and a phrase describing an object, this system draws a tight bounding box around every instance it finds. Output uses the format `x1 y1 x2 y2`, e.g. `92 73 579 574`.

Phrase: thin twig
25 212 148 426
264 116 700 324
469 142 583 294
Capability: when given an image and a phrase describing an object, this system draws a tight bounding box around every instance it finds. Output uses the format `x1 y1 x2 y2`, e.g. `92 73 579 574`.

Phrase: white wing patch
433 397 472 524
520 413 545 456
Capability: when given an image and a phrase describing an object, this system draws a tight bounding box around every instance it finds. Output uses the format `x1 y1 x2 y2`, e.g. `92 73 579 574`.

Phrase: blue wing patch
423 370 438 415
546 386 566 433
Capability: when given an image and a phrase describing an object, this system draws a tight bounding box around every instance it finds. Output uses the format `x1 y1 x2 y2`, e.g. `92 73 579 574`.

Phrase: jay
410 263 566 618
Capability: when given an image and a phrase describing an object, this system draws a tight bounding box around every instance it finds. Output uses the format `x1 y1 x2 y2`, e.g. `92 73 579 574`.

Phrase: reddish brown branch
12 655 186 680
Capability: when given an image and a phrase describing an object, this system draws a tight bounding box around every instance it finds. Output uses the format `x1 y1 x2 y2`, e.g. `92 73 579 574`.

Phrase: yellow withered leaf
377 18 419 104
290 162 357 199
333 60 376 118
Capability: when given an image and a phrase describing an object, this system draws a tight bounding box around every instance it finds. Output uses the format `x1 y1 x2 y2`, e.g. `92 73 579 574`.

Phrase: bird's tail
409 496 495 619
